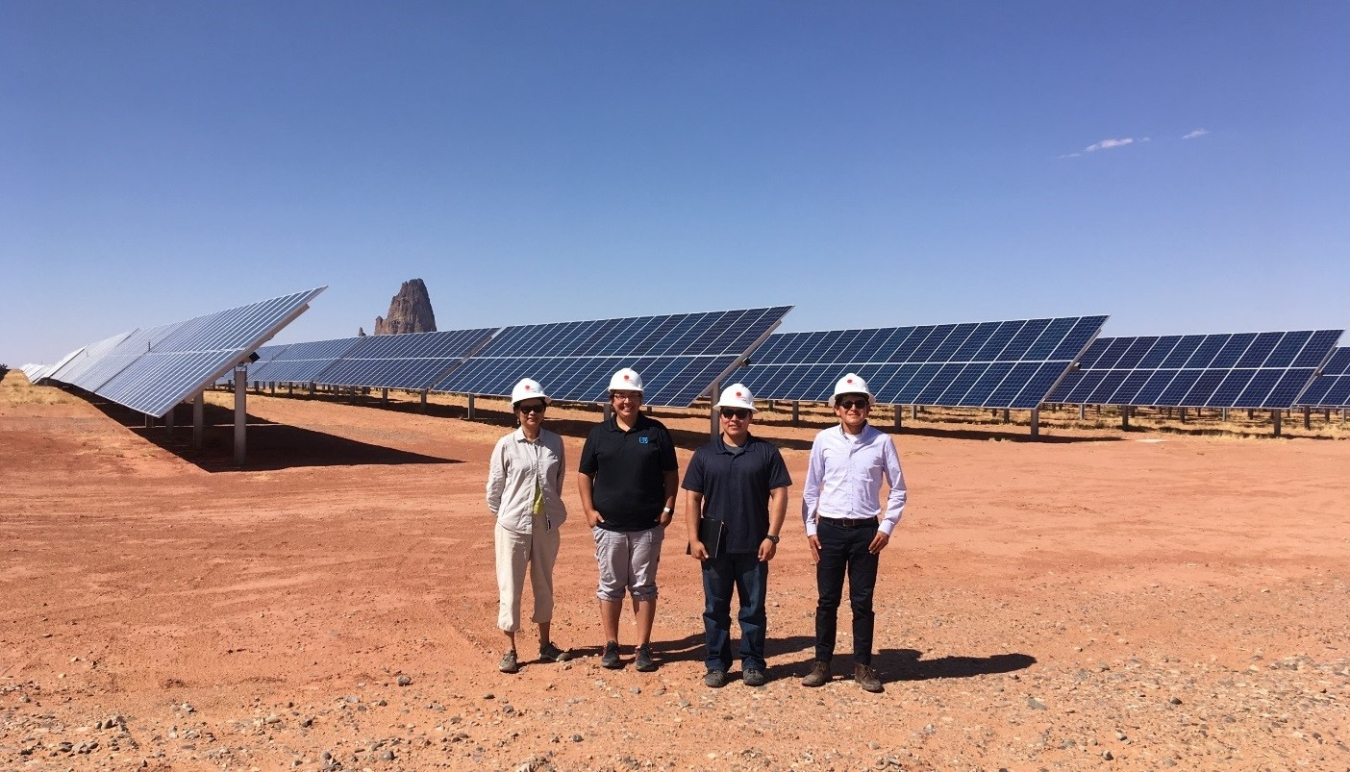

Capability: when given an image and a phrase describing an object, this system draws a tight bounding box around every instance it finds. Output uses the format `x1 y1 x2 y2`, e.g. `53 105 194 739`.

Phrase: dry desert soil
1 373 1348 772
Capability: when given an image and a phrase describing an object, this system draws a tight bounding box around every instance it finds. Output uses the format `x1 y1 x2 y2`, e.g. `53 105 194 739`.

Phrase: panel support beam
1121 405 1130 430
420 389 428 413
467 394 476 420
1002 409 1010 424
1078 404 1086 420
1303 406 1311 429
893 405 901 430
1029 408 1040 438
192 392 204 450
709 379 721 441
791 402 799 427
381 387 389 406
234 366 247 466
1272 409 1282 438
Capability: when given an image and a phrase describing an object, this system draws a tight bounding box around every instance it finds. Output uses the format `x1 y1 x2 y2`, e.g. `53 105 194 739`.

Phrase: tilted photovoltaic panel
93 288 326 417
312 327 497 390
1295 348 1350 407
64 323 186 394
737 315 1107 409
1047 330 1342 409
245 337 364 385
215 343 291 386
433 307 793 407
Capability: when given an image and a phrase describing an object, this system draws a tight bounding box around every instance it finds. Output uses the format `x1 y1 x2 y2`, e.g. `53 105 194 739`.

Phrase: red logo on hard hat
624 374 630 381
525 384 532 390
736 391 743 397
847 378 854 384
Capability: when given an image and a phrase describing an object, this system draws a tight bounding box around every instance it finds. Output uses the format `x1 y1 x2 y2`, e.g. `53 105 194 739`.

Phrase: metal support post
1029 408 1040 438
308 383 315 398
1304 406 1311 430
603 402 613 422
911 405 918 420
420 389 428 413
1179 407 1187 424
1078 404 1086 420
1222 407 1229 421
381 387 389 406
893 405 901 430
709 379 721 441
1272 409 1282 438
192 392 204 450
269 382 275 396
1002 409 1010 424
467 394 476 420
1121 405 1130 430
165 405 175 438
144 413 152 429
287 383 293 396
234 366 247 466
792 402 800 427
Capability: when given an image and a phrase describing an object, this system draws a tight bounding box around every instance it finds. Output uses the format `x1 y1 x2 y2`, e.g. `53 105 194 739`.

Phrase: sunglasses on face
517 403 547 414
838 399 870 411
720 408 750 420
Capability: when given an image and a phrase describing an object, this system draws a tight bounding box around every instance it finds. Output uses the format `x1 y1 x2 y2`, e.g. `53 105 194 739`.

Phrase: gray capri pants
593 525 664 601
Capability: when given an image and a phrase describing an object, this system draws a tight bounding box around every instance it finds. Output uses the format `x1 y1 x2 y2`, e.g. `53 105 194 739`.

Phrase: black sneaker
600 640 621 669
704 669 728 688
634 644 657 672
742 668 767 687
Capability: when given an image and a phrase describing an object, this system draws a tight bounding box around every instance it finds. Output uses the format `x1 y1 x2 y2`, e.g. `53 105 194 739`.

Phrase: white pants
495 517 561 633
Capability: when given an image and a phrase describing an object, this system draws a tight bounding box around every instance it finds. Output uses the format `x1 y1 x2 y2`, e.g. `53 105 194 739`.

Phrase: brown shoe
854 663 883 693
801 660 831 687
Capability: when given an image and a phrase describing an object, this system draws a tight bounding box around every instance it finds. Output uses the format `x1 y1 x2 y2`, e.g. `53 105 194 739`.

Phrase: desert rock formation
373 279 436 335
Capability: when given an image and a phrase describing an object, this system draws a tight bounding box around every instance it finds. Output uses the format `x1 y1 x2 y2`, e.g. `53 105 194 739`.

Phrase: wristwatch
765 534 780 544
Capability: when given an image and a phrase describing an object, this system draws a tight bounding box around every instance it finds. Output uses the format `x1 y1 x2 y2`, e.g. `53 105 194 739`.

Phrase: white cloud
1085 138 1134 152
1183 129 1210 140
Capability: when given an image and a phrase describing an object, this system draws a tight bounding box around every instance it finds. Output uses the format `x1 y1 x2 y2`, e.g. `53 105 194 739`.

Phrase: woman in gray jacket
486 378 571 673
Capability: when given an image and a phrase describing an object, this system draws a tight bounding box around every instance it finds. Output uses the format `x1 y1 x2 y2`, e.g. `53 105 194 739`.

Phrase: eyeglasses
838 399 870 411
517 403 547 414
719 408 750 420
611 392 640 402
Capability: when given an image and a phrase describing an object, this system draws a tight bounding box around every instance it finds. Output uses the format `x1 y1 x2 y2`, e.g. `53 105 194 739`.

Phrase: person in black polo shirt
683 383 791 688
578 367 679 672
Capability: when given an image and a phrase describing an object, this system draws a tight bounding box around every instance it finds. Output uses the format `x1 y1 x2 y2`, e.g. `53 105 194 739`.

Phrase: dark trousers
814 519 879 665
701 552 768 672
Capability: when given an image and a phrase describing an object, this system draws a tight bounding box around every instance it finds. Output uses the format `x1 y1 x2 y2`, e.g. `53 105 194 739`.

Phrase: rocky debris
373 279 436 335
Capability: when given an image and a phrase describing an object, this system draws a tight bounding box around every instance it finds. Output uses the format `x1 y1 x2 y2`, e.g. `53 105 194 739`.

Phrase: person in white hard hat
799 373 908 693
577 367 679 672
682 383 791 688
486 378 571 673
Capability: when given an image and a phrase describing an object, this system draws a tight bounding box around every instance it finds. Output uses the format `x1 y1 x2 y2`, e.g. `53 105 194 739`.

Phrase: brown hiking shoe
854 663 883 693
801 660 831 687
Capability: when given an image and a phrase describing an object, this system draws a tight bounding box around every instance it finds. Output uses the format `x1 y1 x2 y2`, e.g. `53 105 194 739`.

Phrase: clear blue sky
4 1 1348 366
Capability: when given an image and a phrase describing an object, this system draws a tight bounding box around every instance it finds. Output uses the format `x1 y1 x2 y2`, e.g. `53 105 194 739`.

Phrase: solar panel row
433 307 792 407
1295 348 1350 408
43 288 325 417
738 316 1107 409
1046 330 1342 409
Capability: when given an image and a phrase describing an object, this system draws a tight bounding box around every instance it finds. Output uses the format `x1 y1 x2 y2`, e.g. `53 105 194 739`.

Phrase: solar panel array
736 316 1107 409
43 288 325 417
246 337 364 385
1295 348 1350 408
313 328 497 390
1047 330 1342 409
433 307 792 407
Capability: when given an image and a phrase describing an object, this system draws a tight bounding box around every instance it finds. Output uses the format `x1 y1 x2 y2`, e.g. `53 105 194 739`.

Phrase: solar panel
1295 348 1350 407
1048 330 1342 409
312 328 497 390
433 307 792 407
216 344 291 387
63 324 186 394
43 331 133 388
245 337 364 385
736 315 1107 409
91 288 325 416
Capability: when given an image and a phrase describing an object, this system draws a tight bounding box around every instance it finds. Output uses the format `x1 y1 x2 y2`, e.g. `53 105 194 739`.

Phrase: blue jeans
701 552 768 672
814 519 879 665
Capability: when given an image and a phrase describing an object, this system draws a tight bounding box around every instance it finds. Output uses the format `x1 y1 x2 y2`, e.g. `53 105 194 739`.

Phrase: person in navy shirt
682 383 791 688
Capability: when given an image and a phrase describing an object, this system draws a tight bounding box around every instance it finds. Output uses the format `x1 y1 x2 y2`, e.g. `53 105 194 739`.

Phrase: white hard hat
510 378 551 406
607 367 645 394
831 372 873 405
715 383 756 412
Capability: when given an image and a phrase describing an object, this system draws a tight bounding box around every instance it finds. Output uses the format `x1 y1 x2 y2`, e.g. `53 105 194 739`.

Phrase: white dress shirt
487 427 568 534
801 423 907 537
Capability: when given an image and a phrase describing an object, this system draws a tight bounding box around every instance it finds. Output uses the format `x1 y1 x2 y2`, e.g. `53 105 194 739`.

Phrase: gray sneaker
743 668 767 687
600 640 622 669
498 650 519 674
704 669 728 688
539 642 571 663
634 644 657 672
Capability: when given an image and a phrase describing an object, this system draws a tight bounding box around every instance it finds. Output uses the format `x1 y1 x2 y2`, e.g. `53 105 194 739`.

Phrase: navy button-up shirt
682 434 792 554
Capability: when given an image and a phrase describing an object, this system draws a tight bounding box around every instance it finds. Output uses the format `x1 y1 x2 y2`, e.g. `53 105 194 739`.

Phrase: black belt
817 516 878 529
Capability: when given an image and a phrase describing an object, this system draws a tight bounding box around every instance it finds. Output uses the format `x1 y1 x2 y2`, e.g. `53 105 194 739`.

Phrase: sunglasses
720 408 750 420
838 399 870 411
517 403 547 414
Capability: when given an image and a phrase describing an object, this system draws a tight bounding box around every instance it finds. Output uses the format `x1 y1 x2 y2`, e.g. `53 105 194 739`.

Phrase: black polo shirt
681 433 792 554
579 413 678 532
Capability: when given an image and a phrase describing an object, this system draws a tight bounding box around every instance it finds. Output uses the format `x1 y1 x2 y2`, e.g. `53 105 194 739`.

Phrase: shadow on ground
87 398 459 472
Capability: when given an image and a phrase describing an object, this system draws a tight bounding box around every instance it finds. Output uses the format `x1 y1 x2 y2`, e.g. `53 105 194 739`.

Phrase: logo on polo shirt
639 436 649 444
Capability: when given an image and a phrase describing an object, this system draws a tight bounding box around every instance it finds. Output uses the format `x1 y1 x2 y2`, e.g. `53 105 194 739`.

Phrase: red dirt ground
2 373 1348 771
